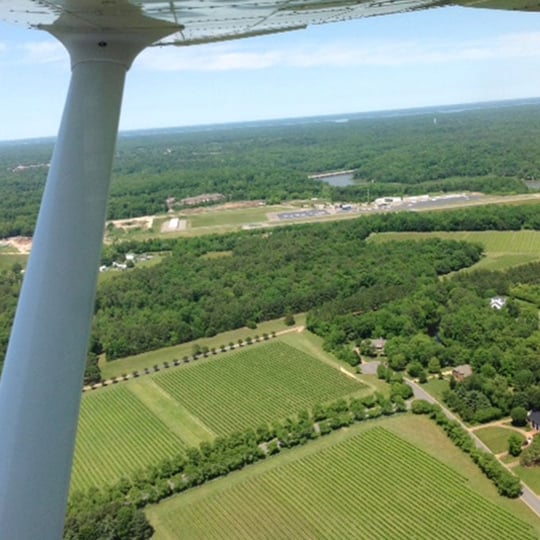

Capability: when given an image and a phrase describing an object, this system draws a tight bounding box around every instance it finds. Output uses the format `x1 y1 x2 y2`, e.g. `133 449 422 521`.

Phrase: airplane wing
1 0 539 48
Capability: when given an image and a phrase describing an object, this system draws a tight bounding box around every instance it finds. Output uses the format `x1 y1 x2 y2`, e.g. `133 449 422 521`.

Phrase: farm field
369 230 540 271
147 416 540 539
73 335 364 491
153 340 365 436
71 385 184 492
99 313 306 380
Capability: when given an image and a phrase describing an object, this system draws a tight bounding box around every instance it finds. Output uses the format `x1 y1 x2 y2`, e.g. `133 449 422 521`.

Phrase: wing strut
0 29 172 540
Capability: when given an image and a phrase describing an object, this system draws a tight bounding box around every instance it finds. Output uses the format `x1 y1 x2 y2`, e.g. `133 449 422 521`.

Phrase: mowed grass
0 253 27 272
474 426 520 454
369 230 540 271
71 385 184 492
188 206 276 228
153 341 364 436
422 377 450 402
147 423 537 540
515 465 540 495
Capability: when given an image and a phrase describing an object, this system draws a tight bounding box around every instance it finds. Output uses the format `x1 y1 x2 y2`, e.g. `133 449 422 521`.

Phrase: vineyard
153 340 364 436
148 426 537 540
70 339 362 491
71 385 184 492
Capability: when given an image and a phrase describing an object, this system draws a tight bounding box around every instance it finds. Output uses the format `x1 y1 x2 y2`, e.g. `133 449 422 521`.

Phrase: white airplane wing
2 0 539 48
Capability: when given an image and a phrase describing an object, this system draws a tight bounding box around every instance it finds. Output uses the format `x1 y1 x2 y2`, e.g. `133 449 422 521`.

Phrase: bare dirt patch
108 216 154 231
0 236 33 254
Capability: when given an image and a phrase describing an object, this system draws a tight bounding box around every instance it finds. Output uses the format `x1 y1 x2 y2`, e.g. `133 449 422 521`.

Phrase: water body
316 173 355 187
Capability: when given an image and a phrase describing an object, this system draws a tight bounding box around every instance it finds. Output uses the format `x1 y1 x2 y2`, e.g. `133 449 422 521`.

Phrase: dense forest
93 232 481 360
92 202 539 359
1 101 540 237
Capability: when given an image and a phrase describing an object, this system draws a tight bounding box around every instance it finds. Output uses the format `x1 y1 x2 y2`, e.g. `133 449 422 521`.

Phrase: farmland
71 385 184 492
369 230 540 271
147 417 540 539
153 341 364 436
71 338 364 491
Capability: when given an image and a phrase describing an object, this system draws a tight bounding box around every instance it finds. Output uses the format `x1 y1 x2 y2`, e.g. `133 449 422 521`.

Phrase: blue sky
1 6 540 140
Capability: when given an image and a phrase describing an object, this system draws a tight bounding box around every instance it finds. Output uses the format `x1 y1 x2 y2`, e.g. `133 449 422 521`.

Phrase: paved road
406 377 540 519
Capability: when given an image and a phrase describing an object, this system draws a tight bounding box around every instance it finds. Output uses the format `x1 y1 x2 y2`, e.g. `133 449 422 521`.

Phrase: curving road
406 377 540 519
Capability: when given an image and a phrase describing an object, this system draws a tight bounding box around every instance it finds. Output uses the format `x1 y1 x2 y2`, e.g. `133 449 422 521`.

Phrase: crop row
154 341 362 435
71 385 183 492
155 427 536 539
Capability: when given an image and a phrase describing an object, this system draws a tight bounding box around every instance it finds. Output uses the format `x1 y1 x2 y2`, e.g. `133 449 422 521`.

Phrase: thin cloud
138 31 540 72
20 41 66 64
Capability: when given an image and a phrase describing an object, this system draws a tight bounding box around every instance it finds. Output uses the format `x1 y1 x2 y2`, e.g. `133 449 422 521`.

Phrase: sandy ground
108 215 154 231
0 236 32 254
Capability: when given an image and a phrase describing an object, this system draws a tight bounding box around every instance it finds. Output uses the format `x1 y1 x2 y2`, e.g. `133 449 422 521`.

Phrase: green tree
511 406 528 427
508 433 525 457
284 313 295 326
427 357 441 374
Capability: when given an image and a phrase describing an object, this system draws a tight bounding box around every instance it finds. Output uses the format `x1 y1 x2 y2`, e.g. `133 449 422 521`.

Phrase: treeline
102 201 540 265
92 223 481 360
65 391 404 539
309 258 540 425
411 400 521 498
2 103 540 236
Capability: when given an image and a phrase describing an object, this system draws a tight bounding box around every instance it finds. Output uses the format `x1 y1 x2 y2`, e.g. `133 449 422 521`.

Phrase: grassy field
71 384 185 492
422 377 450 402
100 314 306 380
369 230 540 271
515 465 540 495
188 206 277 228
73 333 366 490
147 415 540 540
153 340 364 436
474 426 520 454
0 253 27 272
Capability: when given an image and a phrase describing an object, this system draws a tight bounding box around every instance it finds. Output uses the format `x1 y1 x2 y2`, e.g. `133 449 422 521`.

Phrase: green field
99 314 306 380
73 336 364 490
71 385 184 492
515 465 540 495
153 341 364 436
474 426 521 454
188 206 277 228
147 419 538 540
0 253 27 272
422 377 450 402
369 230 540 271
